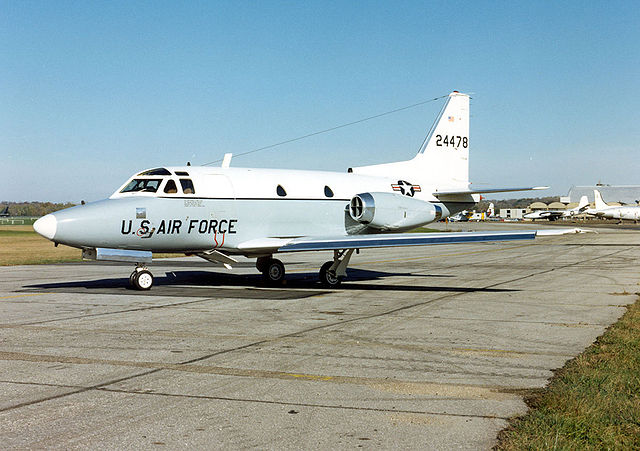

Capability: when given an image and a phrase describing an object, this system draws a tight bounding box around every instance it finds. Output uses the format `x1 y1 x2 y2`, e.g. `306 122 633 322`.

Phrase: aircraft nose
33 214 57 240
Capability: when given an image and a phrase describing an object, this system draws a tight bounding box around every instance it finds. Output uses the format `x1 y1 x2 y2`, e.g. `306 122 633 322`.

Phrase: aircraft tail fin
350 92 470 189
487 202 495 217
577 195 589 211
594 190 608 210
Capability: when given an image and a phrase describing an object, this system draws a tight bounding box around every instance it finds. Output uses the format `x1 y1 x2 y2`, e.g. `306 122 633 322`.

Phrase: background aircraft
523 196 589 221
34 92 545 290
586 190 640 222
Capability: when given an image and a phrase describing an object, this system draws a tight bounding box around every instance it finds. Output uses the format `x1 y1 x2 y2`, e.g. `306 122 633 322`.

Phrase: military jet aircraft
34 91 546 290
586 190 640 222
523 196 589 221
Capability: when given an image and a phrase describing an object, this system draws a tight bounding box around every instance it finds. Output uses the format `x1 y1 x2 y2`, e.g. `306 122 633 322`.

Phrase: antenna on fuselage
221 153 233 168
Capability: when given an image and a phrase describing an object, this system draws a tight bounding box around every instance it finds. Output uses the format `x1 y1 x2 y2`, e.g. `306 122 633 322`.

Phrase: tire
129 271 137 287
319 261 342 288
133 269 154 290
262 259 285 285
256 256 271 273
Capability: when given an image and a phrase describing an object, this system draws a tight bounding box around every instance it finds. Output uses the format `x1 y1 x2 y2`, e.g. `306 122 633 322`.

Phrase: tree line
0 202 77 217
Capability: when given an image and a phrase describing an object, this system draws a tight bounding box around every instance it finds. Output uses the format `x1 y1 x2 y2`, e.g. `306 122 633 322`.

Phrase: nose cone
33 214 57 240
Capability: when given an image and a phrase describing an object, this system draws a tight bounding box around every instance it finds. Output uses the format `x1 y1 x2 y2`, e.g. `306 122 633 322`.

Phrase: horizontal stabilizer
433 186 548 196
278 231 536 252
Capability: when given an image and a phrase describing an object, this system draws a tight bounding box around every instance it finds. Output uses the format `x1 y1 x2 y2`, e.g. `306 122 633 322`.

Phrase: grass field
0 225 182 265
0 225 81 265
496 295 640 450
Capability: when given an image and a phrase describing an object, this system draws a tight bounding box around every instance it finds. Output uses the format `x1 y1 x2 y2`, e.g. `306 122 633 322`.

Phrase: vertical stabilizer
351 92 470 190
594 190 608 210
577 195 589 211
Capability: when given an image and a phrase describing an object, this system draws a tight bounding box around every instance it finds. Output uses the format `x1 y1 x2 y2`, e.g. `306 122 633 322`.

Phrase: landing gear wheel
132 269 154 290
319 261 342 288
262 258 285 285
129 271 137 287
256 256 271 274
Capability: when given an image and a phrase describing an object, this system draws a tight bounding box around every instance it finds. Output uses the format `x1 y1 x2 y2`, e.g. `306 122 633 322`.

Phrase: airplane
585 190 640 222
0 206 9 217
33 91 547 290
523 196 589 221
447 210 472 222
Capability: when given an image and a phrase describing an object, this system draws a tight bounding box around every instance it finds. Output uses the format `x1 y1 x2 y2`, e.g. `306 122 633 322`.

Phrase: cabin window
120 179 162 193
324 185 334 198
175 171 189 176
137 168 171 176
276 185 287 197
163 179 179 194
180 178 196 194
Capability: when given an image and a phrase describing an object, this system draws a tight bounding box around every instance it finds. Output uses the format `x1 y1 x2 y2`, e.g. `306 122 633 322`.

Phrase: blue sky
1 1 639 202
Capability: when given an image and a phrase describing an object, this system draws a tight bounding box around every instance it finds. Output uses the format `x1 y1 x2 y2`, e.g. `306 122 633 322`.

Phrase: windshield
120 178 163 193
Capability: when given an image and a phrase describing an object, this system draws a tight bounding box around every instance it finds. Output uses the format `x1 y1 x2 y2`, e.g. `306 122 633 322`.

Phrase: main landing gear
129 264 153 290
319 249 354 288
256 249 355 288
256 256 286 285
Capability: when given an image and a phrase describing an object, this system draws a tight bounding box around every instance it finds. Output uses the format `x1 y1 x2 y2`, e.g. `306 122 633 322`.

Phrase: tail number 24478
435 135 468 148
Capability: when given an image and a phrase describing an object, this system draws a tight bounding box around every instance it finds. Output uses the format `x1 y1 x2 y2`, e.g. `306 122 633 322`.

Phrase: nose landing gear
130 265 154 290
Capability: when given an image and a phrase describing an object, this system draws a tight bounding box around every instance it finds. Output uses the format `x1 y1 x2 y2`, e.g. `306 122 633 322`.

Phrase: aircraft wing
273 230 536 252
433 186 548 196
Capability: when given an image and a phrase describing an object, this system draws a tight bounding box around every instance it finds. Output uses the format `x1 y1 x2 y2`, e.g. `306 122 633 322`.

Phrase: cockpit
112 168 197 197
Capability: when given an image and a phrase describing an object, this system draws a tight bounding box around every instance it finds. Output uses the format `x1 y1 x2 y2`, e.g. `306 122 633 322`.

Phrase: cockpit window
163 179 179 194
138 168 171 176
180 178 196 194
120 179 162 193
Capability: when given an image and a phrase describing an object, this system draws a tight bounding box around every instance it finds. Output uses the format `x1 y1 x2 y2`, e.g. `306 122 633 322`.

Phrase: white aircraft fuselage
39 167 470 254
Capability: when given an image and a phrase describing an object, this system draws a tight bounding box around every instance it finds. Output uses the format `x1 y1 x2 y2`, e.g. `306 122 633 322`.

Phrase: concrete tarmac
1 223 639 449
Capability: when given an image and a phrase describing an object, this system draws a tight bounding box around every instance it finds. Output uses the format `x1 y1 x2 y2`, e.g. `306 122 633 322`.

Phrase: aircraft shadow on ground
22 267 517 296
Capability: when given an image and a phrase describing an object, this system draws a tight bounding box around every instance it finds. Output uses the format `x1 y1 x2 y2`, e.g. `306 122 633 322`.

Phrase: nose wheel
129 266 154 290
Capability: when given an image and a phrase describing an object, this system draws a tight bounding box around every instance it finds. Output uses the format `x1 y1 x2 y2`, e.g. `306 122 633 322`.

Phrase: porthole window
324 185 334 198
276 185 287 197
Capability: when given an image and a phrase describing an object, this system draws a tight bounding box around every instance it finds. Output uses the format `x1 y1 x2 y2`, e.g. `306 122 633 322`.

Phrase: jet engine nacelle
349 192 443 231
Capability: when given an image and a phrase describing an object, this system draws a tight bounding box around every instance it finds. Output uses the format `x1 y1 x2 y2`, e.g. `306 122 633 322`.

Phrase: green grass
0 225 184 265
0 229 35 236
496 294 640 450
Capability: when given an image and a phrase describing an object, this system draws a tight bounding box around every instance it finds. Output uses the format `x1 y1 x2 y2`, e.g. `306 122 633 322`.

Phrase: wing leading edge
276 230 536 252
